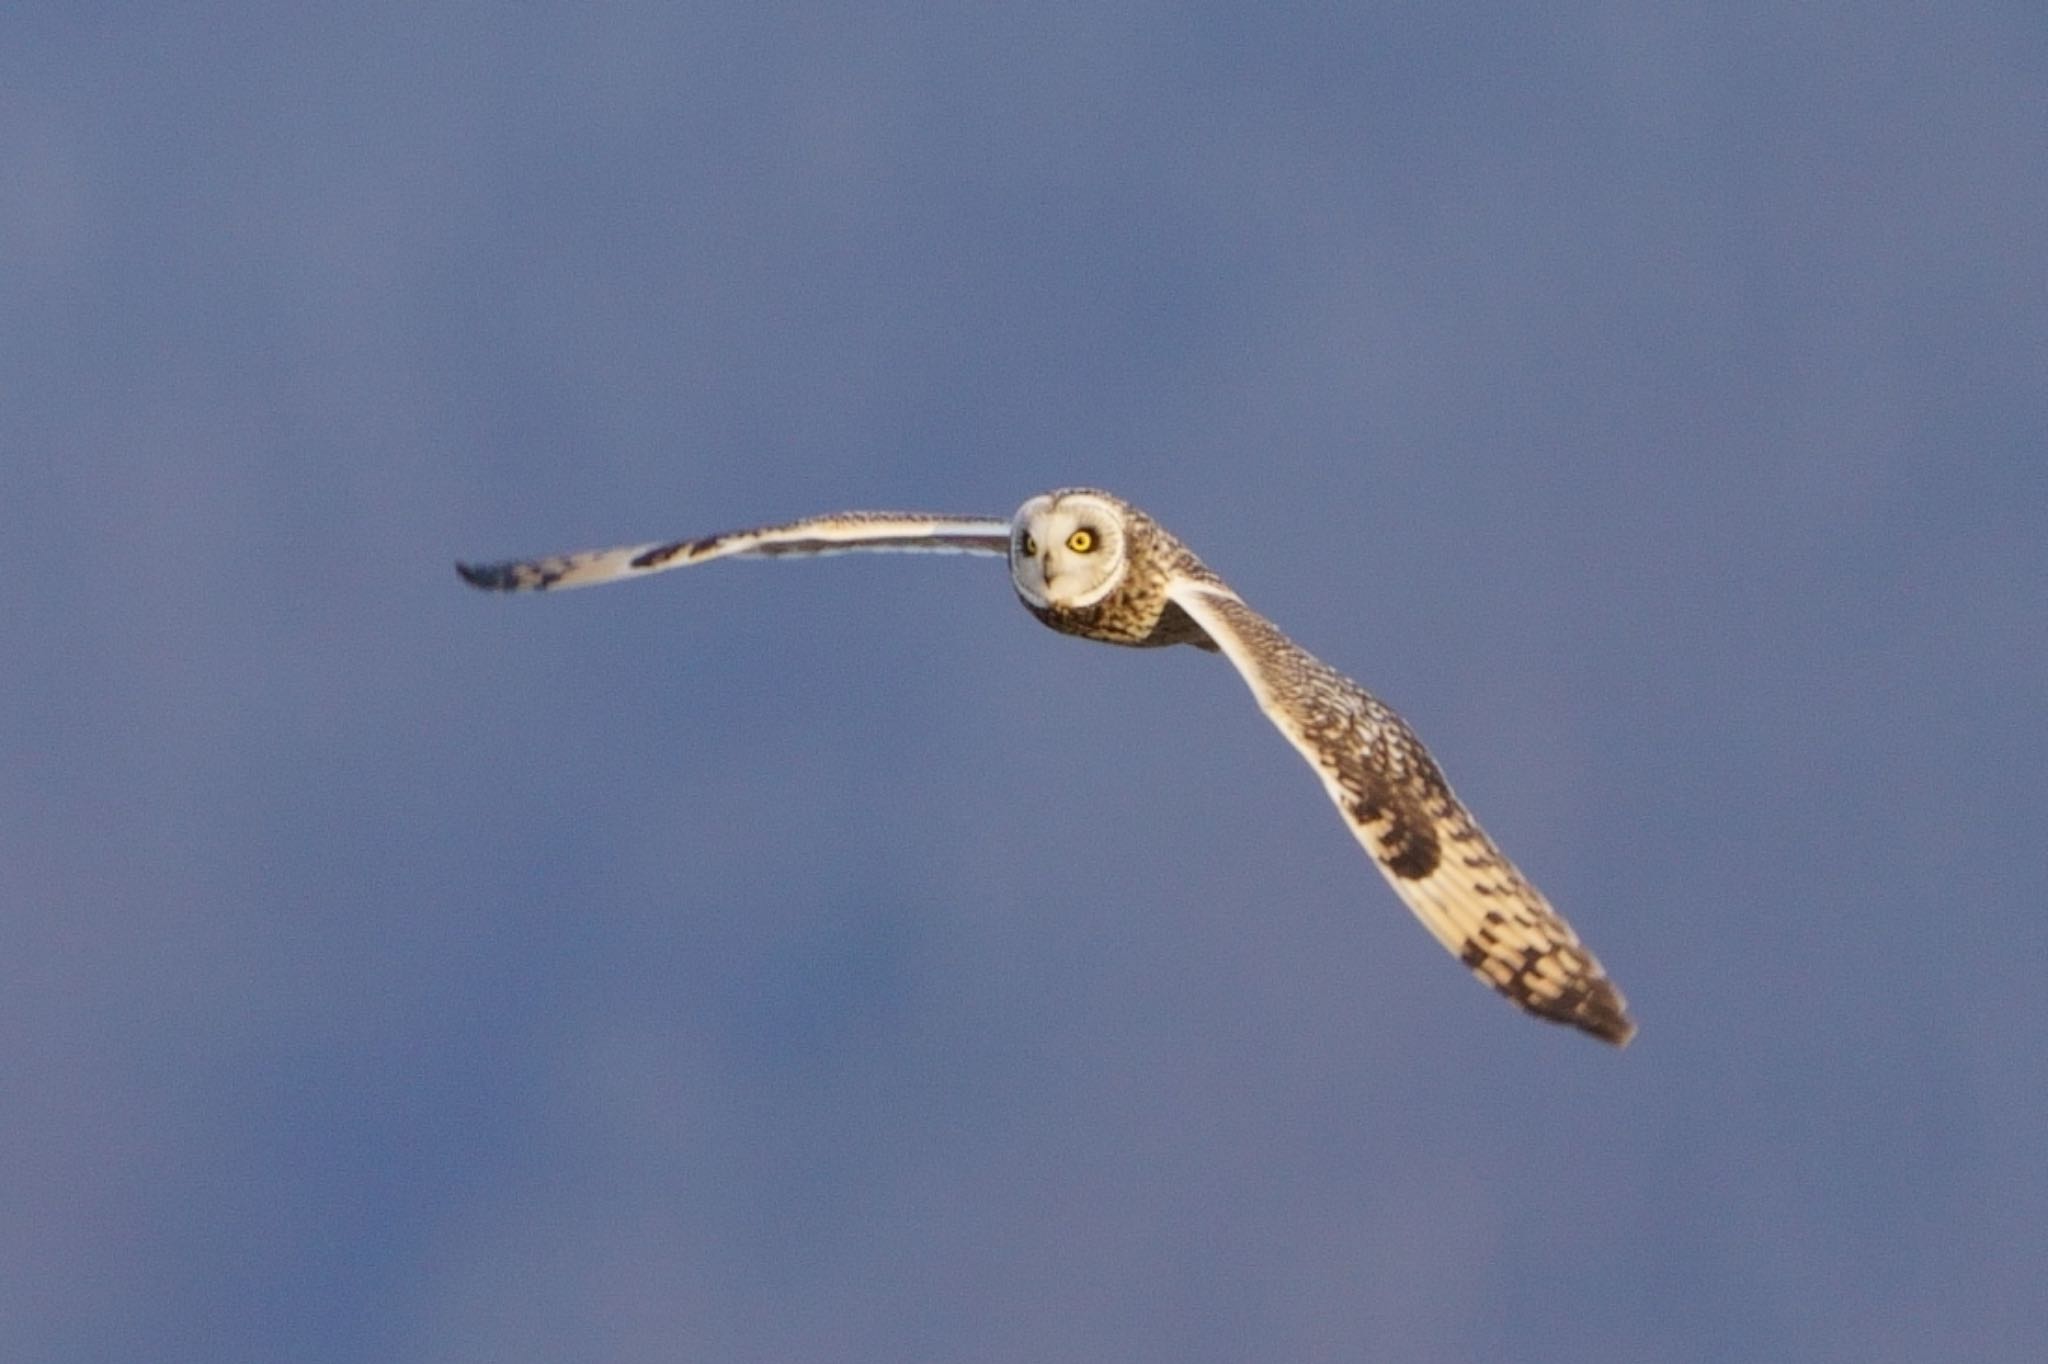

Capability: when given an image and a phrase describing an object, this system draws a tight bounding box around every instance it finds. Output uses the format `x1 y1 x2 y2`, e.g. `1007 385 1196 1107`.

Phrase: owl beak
1038 552 1054 587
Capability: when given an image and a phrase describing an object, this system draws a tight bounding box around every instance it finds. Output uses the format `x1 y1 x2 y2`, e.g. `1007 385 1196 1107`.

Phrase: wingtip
1574 984 1637 1047
1515 974 1635 1046
1592 1017 1638 1048
455 560 511 591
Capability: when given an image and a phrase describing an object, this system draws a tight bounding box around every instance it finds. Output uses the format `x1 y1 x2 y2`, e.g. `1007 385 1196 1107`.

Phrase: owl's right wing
457 512 1011 592
1166 578 1635 1045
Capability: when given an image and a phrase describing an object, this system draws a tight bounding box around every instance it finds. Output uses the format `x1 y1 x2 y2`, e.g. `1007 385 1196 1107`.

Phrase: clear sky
5 4 2044 1361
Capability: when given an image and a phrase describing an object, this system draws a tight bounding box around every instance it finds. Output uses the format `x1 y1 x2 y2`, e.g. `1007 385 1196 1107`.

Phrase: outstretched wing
457 512 1011 592
1166 579 1634 1045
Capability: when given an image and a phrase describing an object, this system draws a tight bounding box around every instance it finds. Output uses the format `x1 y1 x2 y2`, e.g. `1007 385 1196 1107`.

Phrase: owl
459 488 1634 1045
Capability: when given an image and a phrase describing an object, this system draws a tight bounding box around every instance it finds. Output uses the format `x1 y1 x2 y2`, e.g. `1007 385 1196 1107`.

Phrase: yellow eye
1066 528 1095 553
1021 534 1039 557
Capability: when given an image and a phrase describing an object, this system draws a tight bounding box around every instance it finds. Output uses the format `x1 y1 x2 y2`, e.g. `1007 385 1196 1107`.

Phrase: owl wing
1166 579 1634 1045
456 512 1011 592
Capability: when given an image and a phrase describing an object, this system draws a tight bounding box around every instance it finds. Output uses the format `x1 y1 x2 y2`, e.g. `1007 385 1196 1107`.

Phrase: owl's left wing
1166 579 1635 1045
457 512 1011 593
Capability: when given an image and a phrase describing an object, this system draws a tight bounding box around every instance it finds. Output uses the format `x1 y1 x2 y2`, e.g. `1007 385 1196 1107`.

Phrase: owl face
1008 491 1129 609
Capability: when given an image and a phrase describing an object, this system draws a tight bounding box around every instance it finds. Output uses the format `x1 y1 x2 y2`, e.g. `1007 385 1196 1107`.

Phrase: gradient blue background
6 5 2044 1360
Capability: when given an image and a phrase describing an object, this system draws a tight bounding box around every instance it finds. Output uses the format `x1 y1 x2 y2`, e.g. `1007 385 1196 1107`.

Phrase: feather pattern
1166 579 1633 1043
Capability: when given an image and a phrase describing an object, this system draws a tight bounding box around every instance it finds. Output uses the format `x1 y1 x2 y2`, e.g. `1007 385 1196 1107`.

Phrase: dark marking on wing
630 539 704 570
455 558 564 591
1351 790 1441 879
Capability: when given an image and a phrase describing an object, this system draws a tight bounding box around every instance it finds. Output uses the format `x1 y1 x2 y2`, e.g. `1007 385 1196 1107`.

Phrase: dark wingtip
455 560 511 591
1574 983 1637 1047
1512 973 1636 1046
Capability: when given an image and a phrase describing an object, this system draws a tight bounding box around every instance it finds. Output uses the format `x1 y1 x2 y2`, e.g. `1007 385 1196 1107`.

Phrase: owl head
1008 489 1131 609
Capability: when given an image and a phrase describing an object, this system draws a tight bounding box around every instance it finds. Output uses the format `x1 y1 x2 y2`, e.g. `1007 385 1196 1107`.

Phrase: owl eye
1066 528 1096 553
1021 533 1039 557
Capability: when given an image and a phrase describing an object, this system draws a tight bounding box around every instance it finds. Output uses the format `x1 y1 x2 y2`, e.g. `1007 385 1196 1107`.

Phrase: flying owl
458 488 1635 1045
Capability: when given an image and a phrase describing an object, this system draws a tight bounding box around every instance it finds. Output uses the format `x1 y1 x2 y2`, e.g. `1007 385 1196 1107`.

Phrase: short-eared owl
459 489 1634 1044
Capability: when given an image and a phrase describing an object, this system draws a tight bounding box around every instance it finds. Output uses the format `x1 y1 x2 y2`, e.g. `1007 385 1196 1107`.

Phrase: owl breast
1025 596 1218 650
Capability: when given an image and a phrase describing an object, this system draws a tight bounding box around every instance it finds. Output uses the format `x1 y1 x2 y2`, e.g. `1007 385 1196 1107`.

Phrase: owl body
459 486 1636 1045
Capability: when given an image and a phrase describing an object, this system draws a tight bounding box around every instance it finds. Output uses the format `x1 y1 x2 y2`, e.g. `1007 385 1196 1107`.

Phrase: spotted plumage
459 487 1635 1044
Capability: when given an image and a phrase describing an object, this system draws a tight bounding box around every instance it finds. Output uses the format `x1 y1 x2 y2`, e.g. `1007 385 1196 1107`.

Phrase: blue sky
5 4 2044 1361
